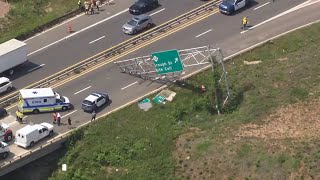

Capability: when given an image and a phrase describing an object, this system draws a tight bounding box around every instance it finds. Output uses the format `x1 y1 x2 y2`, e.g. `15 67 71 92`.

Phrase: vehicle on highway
15 122 54 148
0 141 9 159
219 0 251 15
0 123 13 142
129 0 159 15
0 77 13 94
82 92 109 112
123 15 153 35
18 88 72 114
0 39 28 76
0 107 8 119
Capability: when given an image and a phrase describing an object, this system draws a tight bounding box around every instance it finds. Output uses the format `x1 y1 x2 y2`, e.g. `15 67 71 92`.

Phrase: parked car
0 108 7 119
0 77 12 94
0 141 9 159
129 0 159 15
219 0 251 14
15 122 54 148
123 15 153 35
82 92 109 112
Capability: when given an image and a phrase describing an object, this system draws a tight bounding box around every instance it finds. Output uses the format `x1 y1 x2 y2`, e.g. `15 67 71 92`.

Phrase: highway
6 0 210 92
1 0 320 176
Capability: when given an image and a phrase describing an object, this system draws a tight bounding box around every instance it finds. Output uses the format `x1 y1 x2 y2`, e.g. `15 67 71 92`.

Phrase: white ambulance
18 88 71 114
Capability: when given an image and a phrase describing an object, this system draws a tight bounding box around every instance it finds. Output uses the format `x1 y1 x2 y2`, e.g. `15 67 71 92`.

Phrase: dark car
81 92 109 112
0 108 7 119
129 0 159 15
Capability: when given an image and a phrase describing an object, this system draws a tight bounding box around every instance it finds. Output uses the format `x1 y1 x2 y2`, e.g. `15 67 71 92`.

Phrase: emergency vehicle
18 88 71 114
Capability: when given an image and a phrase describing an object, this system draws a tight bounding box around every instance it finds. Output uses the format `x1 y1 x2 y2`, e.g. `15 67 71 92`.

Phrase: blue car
219 0 251 14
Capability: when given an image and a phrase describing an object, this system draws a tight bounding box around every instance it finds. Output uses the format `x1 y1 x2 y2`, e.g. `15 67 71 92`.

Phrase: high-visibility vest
242 18 248 25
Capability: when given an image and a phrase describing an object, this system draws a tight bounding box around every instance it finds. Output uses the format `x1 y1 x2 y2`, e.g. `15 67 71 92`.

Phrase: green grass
50 22 320 179
0 0 79 43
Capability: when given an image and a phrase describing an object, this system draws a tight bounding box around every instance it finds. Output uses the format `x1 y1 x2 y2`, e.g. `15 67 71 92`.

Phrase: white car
0 77 12 94
82 92 109 112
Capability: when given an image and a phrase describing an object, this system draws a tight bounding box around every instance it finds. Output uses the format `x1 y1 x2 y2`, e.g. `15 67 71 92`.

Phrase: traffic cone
67 24 72 33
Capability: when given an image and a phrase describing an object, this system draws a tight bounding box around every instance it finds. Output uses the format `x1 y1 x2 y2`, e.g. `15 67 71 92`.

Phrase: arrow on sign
174 58 178 63
152 56 158 62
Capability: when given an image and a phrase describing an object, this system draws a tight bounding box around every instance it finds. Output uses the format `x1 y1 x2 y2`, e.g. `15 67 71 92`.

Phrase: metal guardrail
0 0 221 109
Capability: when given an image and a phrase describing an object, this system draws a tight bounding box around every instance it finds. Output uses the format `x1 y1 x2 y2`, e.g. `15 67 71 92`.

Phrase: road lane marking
121 81 138 90
5 10 319 167
24 0 116 42
27 8 128 56
89 36 106 44
2 2 220 108
62 110 77 118
254 2 270 10
195 29 212 38
150 8 165 16
241 0 320 34
74 86 91 95
27 64 45 72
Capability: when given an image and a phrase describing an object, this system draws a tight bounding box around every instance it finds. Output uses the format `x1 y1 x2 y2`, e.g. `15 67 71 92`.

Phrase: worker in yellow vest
242 16 248 30
16 110 24 123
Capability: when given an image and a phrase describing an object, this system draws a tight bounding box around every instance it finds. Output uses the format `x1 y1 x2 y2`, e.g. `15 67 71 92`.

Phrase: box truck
18 88 72 114
0 39 28 75
15 122 54 148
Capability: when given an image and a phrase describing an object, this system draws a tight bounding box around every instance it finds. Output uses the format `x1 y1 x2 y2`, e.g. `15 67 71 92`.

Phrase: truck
15 122 54 148
0 141 9 159
0 123 13 142
0 39 28 76
18 88 72 114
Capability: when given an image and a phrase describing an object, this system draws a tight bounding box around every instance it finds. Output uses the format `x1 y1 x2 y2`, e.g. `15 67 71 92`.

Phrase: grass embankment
0 0 78 43
50 22 320 179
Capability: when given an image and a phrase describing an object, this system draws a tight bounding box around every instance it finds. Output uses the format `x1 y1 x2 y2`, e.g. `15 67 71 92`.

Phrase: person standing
96 0 101 11
53 112 57 124
78 0 82 9
90 3 95 14
242 16 248 30
91 111 96 122
68 117 72 129
57 112 61 126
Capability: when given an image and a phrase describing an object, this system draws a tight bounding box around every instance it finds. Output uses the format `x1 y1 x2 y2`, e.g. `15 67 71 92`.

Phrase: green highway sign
152 49 183 75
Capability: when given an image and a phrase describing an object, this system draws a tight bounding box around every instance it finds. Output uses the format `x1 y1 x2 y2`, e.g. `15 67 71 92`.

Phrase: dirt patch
236 99 320 140
0 1 10 18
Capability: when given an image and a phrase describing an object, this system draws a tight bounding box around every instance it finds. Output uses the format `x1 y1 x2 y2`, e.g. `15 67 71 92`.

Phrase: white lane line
27 64 45 72
27 8 128 56
195 29 213 38
74 86 92 95
121 81 138 90
241 0 320 34
89 36 106 44
149 8 165 16
24 0 116 42
254 2 270 10
62 110 78 118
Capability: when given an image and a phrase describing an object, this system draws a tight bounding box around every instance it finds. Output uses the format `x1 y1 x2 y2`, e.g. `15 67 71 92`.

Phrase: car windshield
135 1 145 7
224 0 235 4
83 100 94 106
127 19 138 26
55 92 66 102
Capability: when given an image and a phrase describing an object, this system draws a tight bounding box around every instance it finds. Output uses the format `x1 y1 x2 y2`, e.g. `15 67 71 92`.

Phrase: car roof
0 77 10 83
84 92 106 102
134 14 150 20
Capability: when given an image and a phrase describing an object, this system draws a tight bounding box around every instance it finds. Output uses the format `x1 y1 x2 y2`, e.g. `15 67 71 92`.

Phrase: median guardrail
0 0 221 109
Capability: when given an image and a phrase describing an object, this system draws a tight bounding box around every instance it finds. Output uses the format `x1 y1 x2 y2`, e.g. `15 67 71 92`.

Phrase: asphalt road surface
1 0 320 170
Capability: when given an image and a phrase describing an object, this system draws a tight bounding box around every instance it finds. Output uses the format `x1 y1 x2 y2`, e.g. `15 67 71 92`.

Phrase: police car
81 92 109 112
219 0 251 14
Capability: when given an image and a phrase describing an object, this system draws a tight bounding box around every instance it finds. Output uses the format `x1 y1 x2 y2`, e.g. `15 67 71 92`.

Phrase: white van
15 123 54 148
18 88 71 114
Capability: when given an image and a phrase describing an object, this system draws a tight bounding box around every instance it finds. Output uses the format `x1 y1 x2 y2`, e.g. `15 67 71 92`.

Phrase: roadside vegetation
0 0 78 43
50 22 320 179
